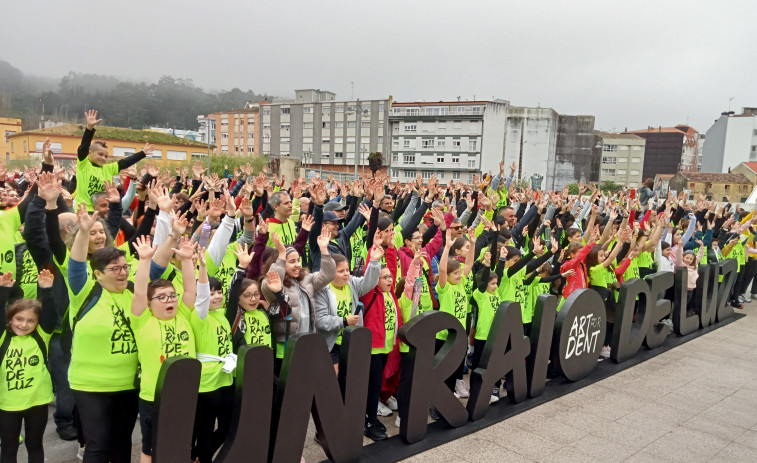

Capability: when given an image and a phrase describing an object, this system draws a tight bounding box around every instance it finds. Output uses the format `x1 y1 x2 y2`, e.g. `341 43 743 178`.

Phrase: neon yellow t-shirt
372 292 396 354
131 302 196 402
191 309 233 393
68 280 138 392
331 283 352 346
0 208 21 278
241 309 271 347
75 158 120 212
0 328 54 411
473 289 499 340
206 246 238 293
436 275 469 341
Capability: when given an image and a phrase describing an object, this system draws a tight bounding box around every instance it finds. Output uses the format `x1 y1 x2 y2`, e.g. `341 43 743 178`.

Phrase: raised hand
266 270 282 293
0 272 14 287
192 161 205 180
316 228 331 250
172 212 189 236
482 251 492 267
532 236 544 255
257 214 269 235
37 171 62 203
300 214 315 232
561 269 576 278
357 203 371 221
103 180 121 203
550 236 559 254
85 109 102 129
238 197 255 217
370 244 385 261
271 232 286 255
76 203 99 232
143 143 155 156
234 242 254 268
207 197 225 220
171 236 196 261
134 235 158 260
42 137 54 163
37 269 54 289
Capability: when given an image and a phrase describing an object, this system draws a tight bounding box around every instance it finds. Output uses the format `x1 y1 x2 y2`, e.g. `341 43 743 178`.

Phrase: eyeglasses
103 264 131 274
450 226 462 230
241 292 260 300
380 275 394 281
151 293 178 303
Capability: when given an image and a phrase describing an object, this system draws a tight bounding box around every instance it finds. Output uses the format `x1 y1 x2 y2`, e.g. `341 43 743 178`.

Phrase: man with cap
309 183 371 272
324 200 348 220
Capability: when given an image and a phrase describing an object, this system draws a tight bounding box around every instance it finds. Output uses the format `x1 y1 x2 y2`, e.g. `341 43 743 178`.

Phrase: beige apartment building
596 131 646 187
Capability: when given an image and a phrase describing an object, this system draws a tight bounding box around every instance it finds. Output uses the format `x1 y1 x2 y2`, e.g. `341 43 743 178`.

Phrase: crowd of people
0 109 754 463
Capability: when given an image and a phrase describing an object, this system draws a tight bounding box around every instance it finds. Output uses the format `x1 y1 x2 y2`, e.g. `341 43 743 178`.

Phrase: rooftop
392 100 491 106
678 172 751 184
595 131 645 140
737 162 757 173
12 124 209 147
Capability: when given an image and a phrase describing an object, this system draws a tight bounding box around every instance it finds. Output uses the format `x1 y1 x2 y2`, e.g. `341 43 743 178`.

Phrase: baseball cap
324 201 347 212
323 211 340 222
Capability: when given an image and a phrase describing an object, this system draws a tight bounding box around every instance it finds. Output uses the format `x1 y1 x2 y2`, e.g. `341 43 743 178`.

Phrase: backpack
0 329 49 373
72 281 135 332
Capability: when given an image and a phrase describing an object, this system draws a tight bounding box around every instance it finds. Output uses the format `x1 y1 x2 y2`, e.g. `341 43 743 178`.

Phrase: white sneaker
386 396 398 411
454 379 470 398
377 400 392 417
600 346 611 359
489 394 500 404
77 445 85 460
395 416 401 427
742 294 752 303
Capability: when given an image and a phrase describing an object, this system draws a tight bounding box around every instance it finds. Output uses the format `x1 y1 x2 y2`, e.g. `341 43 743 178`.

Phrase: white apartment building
595 131 646 188
702 108 757 173
253 89 391 174
388 100 508 183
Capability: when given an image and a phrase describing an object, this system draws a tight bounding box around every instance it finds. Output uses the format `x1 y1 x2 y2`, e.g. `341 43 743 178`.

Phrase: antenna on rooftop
351 81 354 100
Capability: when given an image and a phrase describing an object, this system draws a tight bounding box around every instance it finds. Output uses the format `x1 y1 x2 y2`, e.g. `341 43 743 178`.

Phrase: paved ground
24 300 757 462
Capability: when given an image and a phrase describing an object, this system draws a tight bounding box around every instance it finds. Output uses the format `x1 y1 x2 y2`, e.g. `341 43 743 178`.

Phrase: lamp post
354 99 361 181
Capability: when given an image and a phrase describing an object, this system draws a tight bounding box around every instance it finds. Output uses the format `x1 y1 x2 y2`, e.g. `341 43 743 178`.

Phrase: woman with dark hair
0 269 57 463
67 204 139 463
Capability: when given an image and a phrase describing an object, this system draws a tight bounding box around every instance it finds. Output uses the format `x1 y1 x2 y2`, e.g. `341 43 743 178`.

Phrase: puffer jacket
262 254 335 343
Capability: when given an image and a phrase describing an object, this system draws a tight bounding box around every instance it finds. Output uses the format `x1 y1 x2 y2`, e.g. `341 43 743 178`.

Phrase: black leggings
192 385 234 463
0 405 47 463
73 389 138 463
365 353 388 424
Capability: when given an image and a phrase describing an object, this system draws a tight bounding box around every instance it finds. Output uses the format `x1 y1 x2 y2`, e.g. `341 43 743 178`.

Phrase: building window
304 122 313 129
392 153 399 163
468 140 477 151
706 183 712 189
421 171 432 179
322 138 330 144
603 144 618 152
404 124 417 133
437 156 445 163
391 168 399 178
23 141 27 152
221 133 229 139
303 107 313 114
403 140 411 149
631 157 641 163
436 139 445 147
378 136 383 144
452 172 460 180
403 154 415 164
632 146 642 151
281 138 290 144
281 108 290 114
335 106 344 113
263 108 270 115
469 121 480 133
347 137 356 143
322 106 331 115
281 124 290 130
452 141 461 149
335 152 343 158
361 122 370 128
335 122 344 128
422 139 434 149
690 183 695 188
322 152 329 158
602 156 615 164
379 104 385 112
601 168 616 176
323 122 330 129
348 122 357 128
404 170 415 179
617 169 627 175
263 124 270 129
467 159 476 169
248 146 254 153
630 170 640 175
451 156 459 164
468 173 475 183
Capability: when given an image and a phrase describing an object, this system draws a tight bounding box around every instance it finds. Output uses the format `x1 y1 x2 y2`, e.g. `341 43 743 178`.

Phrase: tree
368 152 383 177
600 180 623 194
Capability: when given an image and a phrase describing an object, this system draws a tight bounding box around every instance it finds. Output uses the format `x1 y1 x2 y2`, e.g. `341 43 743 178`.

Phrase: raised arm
131 236 158 317
175 237 198 309
438 229 453 289
36 269 58 333
78 110 101 161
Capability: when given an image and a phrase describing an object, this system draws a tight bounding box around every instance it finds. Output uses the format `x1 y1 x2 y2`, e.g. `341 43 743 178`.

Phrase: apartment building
625 125 701 181
596 131 646 188
205 108 259 156
252 89 390 176
702 108 757 173
388 100 508 183
1 117 22 163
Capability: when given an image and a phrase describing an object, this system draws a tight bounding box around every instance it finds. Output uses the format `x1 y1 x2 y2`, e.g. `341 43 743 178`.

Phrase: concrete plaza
31 301 757 462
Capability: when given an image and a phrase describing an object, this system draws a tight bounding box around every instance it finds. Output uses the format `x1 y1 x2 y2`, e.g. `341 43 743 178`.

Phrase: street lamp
346 100 362 181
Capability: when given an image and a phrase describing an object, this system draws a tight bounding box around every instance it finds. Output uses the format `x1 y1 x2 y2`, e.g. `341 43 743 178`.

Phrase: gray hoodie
313 260 381 351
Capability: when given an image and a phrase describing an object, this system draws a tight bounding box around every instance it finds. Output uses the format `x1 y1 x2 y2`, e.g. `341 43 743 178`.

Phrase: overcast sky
2 0 755 133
